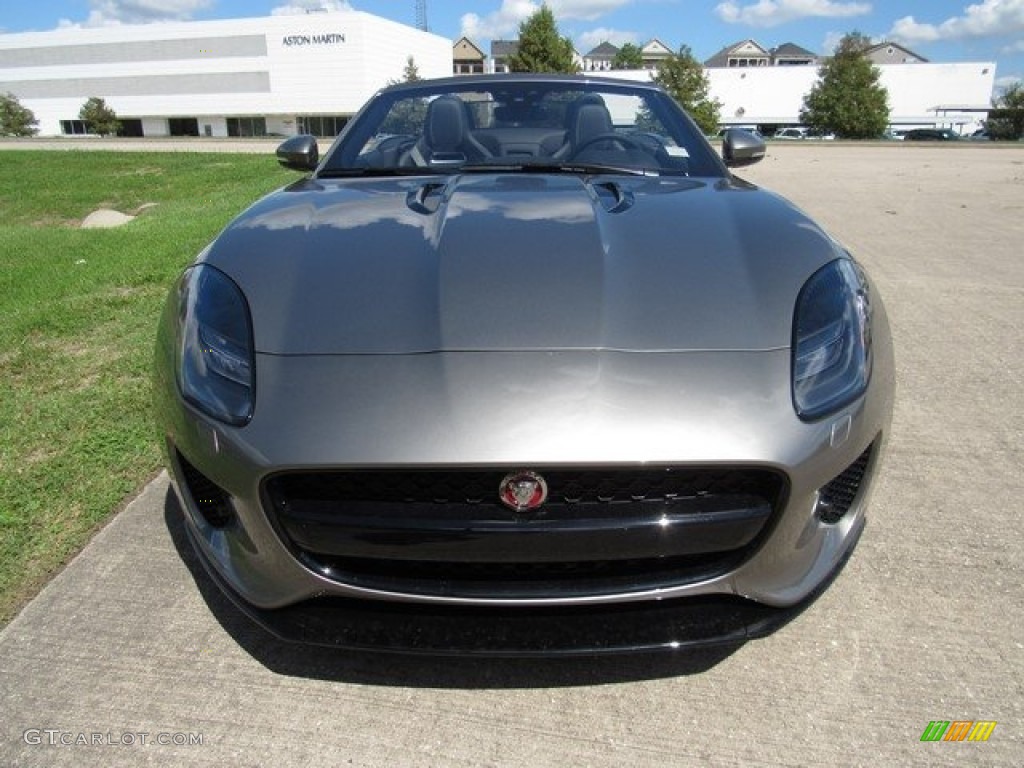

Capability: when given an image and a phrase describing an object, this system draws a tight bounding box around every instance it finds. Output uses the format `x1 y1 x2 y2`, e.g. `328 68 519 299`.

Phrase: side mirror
276 134 319 171
722 129 766 168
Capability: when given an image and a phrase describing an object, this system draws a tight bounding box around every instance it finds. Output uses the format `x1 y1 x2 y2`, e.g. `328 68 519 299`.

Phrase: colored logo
498 471 548 513
920 721 997 742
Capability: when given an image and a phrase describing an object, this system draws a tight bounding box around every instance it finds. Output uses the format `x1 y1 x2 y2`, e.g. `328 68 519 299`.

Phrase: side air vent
176 451 234 528
816 443 874 524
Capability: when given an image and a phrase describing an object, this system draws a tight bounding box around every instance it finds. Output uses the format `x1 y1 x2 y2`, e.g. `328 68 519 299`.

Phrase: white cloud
821 29 880 53
61 0 213 27
715 0 871 28
460 0 632 40
888 0 1024 44
577 27 638 51
461 0 540 40
271 1 354 17
820 30 845 53
551 0 633 21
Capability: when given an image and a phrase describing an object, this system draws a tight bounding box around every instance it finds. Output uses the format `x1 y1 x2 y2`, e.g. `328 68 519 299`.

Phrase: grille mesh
817 444 874 524
266 466 784 519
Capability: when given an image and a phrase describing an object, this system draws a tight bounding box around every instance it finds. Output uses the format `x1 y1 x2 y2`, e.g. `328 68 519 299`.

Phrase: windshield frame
317 74 728 179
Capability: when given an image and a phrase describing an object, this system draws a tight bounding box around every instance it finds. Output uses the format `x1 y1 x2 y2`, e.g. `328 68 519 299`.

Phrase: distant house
770 42 818 67
704 39 817 68
640 39 674 70
452 37 486 75
704 39 772 68
863 42 928 65
583 39 678 72
490 40 517 73
583 41 620 71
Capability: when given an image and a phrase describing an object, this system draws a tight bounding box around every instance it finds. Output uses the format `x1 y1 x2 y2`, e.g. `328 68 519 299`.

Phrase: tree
998 80 1024 109
508 4 579 74
612 43 643 70
380 58 428 135
386 55 423 87
652 45 721 136
800 32 889 139
79 96 120 136
400 55 421 83
986 80 1024 140
0 92 38 137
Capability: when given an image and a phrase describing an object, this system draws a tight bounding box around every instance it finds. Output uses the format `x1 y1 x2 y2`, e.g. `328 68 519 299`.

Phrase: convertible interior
351 87 692 174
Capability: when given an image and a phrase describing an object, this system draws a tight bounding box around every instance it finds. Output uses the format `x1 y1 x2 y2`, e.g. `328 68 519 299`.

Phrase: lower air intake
816 443 874 524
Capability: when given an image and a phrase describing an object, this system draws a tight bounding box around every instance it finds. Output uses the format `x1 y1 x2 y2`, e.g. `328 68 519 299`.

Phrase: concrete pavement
1 143 1021 766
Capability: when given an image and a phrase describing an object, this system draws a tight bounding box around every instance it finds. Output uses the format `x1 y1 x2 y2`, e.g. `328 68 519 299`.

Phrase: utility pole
415 0 428 32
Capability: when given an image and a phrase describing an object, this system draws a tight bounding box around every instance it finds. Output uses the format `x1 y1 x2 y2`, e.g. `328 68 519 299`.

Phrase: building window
60 119 88 135
227 117 267 137
297 115 348 137
118 119 144 137
729 57 768 68
168 117 199 137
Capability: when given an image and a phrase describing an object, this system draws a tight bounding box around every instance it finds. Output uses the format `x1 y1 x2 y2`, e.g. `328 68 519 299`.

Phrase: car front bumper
155 338 893 653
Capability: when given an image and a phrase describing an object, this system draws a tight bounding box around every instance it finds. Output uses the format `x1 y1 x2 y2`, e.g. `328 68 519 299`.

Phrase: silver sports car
154 74 894 655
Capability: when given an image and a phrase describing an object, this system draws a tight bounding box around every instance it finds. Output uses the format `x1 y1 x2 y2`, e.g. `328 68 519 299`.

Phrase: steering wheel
570 132 645 159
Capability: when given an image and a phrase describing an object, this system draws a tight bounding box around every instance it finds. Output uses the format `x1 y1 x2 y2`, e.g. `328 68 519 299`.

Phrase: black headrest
572 102 613 145
564 93 606 127
425 95 468 152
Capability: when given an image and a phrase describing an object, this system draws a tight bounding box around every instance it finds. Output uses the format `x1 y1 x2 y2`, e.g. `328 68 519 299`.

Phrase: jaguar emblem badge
498 471 548 513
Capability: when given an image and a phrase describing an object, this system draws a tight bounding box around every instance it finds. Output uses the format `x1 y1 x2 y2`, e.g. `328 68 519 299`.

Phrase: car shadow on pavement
163 487 798 688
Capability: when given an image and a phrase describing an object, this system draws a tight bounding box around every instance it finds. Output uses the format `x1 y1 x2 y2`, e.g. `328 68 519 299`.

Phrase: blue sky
2 1 1022 87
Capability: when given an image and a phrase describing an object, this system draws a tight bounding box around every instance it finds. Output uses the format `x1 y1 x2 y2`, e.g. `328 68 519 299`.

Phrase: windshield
319 78 725 178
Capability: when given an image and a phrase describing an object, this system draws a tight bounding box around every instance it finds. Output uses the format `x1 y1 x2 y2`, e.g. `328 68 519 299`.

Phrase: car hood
204 173 845 355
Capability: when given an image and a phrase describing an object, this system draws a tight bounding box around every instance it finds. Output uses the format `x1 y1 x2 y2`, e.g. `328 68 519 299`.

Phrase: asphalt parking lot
1 142 1022 766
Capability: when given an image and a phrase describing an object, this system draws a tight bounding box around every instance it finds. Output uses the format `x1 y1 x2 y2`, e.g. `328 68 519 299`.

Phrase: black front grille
266 466 783 513
264 466 786 598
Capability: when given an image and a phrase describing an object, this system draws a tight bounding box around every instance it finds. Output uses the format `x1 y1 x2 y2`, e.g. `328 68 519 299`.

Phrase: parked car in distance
904 128 961 141
772 127 835 141
969 128 992 141
805 127 836 140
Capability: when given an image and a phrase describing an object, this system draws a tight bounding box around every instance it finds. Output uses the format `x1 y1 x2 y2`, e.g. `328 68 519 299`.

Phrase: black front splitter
187 519 859 658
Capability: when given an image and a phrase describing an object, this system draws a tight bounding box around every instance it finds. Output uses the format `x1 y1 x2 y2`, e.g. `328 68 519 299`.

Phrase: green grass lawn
0 150 295 624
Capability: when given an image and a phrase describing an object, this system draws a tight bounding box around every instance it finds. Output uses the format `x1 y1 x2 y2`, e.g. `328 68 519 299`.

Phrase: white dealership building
703 62 996 133
0 12 453 137
0 11 996 138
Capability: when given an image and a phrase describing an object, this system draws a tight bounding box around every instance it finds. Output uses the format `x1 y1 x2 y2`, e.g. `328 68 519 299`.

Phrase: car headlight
175 264 255 426
792 259 872 421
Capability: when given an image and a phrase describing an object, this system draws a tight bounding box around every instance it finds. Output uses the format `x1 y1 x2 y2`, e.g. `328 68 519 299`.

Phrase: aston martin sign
282 33 346 47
